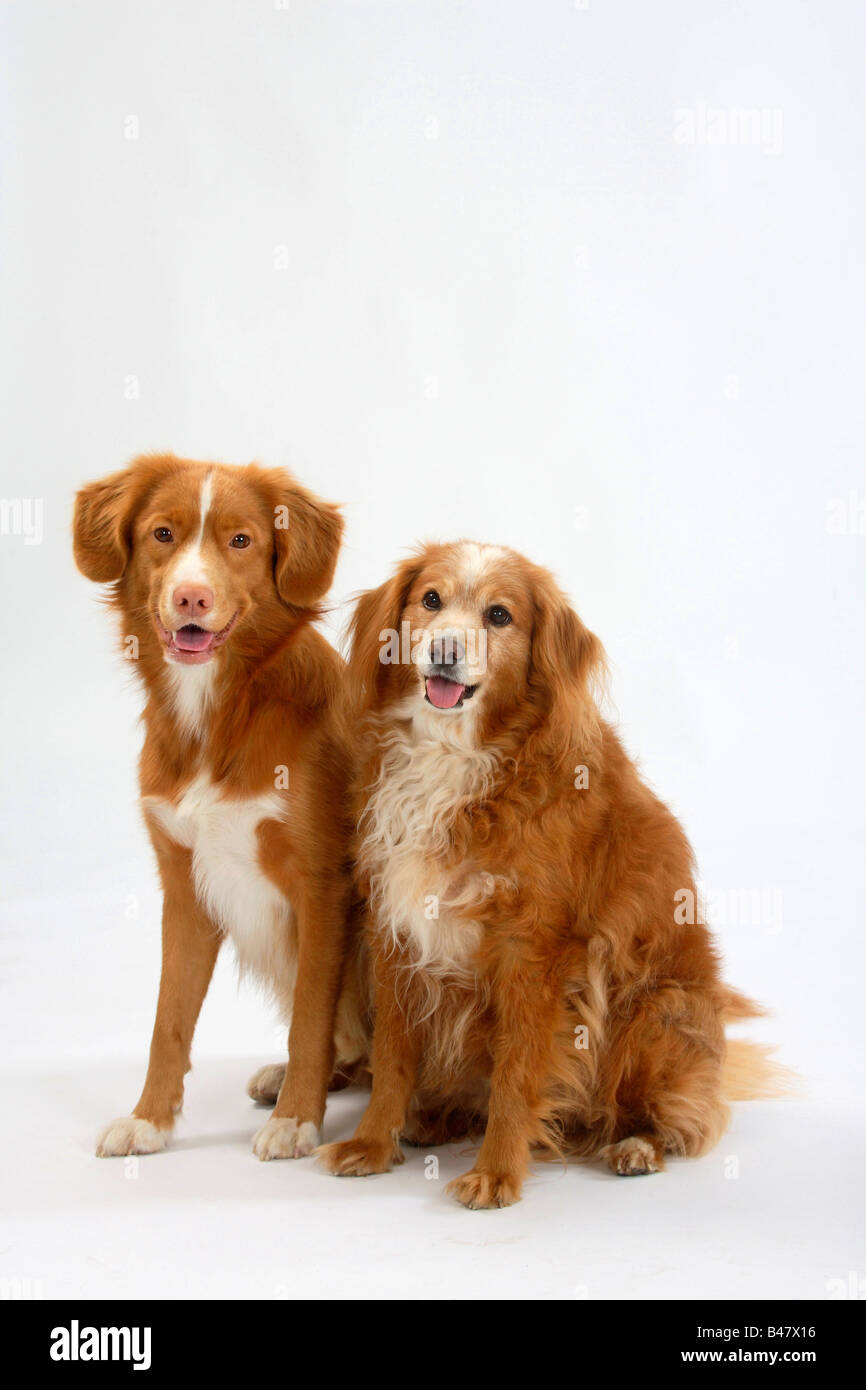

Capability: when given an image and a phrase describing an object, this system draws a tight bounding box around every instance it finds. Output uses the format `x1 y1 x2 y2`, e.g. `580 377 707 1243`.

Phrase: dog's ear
349 557 422 709
529 568 605 746
73 456 173 583
265 470 343 607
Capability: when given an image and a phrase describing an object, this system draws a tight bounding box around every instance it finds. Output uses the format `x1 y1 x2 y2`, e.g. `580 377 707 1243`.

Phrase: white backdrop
1 1 864 1301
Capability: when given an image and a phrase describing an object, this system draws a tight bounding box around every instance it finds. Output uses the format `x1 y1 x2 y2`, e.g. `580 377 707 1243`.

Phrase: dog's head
349 541 604 752
73 454 342 667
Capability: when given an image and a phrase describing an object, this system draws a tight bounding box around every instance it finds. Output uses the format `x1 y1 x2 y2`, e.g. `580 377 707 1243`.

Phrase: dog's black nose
430 632 465 667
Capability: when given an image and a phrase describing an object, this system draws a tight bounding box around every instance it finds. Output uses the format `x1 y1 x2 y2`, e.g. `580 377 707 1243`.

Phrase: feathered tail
719 987 798 1100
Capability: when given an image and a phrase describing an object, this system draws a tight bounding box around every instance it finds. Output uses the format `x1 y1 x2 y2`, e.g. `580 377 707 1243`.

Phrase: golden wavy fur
319 541 783 1208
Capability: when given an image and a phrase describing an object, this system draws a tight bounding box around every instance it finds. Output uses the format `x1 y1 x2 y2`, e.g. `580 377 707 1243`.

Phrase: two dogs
74 455 775 1209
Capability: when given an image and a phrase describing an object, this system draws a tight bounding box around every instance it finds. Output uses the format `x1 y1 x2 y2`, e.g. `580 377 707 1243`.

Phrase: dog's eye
422 590 442 611
487 605 512 627
229 534 251 549
153 527 173 543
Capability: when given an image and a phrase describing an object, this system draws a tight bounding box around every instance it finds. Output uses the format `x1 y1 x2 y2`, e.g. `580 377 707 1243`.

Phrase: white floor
0 1057 860 1301
1 849 864 1300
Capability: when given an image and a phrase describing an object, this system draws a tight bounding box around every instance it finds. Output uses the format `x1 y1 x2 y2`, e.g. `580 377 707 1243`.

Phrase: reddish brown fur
74 453 364 1152
320 543 770 1208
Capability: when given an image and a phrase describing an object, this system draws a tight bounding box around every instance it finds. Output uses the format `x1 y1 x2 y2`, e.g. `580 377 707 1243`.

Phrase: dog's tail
719 987 798 1100
722 1039 796 1100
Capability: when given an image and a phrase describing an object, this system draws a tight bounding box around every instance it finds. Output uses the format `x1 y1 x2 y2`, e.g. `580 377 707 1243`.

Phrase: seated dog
319 542 781 1208
74 453 366 1160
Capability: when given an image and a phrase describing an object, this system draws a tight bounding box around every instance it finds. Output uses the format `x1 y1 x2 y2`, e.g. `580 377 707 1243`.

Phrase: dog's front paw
447 1168 523 1210
253 1115 319 1160
317 1136 402 1177
96 1116 169 1158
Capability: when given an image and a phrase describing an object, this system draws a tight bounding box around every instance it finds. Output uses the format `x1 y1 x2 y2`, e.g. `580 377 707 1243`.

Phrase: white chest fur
144 775 296 1011
359 724 501 977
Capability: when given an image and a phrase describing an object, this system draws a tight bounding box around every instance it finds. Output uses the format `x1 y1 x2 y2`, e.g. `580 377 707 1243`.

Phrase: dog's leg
252 878 349 1160
447 957 560 1210
96 843 220 1157
402 1104 481 1147
246 925 369 1109
592 988 728 1174
317 948 420 1177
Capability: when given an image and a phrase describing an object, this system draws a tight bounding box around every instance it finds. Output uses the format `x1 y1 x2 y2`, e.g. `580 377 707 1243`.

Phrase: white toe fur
96 1116 168 1157
247 1063 287 1105
253 1115 320 1160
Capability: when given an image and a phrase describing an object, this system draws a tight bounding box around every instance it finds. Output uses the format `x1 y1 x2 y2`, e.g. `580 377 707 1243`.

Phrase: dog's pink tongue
175 625 215 652
426 676 465 709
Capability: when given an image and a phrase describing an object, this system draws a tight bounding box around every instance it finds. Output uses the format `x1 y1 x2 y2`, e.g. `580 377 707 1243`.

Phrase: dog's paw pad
601 1136 662 1176
96 1116 168 1158
253 1116 319 1160
246 1064 286 1106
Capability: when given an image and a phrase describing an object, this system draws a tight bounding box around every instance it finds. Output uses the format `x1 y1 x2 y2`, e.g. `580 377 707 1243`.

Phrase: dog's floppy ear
529 568 605 745
73 456 174 583
349 556 422 709
265 470 343 607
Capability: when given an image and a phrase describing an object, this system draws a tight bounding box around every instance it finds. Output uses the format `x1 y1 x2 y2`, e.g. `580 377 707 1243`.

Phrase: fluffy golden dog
319 541 778 1208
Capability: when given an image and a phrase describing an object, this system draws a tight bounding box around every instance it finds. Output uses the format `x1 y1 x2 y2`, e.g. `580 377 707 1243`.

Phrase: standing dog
319 542 782 1208
74 454 366 1160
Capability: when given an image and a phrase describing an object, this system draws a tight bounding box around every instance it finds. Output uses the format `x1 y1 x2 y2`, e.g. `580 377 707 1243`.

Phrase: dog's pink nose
172 584 213 617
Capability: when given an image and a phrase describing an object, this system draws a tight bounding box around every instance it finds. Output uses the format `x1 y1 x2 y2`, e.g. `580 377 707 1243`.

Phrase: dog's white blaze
145 776 297 1018
196 470 214 540
165 470 215 592
414 543 508 698
457 541 506 589
164 663 217 741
